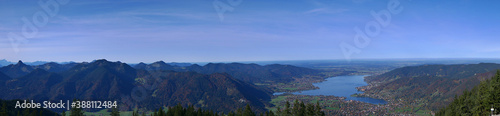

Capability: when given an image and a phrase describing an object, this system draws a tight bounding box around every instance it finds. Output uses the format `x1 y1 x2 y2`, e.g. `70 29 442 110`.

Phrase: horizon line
3 57 500 65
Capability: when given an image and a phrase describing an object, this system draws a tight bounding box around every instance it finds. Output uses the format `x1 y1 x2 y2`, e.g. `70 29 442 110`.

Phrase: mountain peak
13 60 29 67
0 60 33 78
17 60 24 64
91 59 113 65
153 61 167 64
94 59 109 62
133 62 148 69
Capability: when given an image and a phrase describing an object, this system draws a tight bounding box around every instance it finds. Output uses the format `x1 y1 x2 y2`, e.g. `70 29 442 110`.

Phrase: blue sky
0 0 499 63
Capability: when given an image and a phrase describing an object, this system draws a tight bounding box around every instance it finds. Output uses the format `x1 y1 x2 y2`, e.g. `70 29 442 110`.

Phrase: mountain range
0 59 75 66
134 62 320 83
0 59 317 113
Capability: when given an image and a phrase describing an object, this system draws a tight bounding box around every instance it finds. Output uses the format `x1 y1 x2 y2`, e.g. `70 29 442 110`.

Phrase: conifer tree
275 107 282 116
70 99 84 116
438 71 500 116
298 101 306 116
284 101 291 115
111 105 120 116
292 100 299 115
0 102 6 116
306 103 315 116
315 101 323 116
243 104 255 116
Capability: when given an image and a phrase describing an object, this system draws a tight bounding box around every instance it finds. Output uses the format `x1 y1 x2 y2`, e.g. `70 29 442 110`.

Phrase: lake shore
273 75 387 104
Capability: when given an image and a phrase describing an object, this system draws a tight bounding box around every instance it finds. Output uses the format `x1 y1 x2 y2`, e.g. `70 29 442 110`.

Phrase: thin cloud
304 8 349 14
351 0 373 4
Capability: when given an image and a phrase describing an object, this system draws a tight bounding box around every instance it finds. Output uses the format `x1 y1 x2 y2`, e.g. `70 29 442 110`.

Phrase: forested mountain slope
363 63 500 111
0 59 274 113
437 71 500 116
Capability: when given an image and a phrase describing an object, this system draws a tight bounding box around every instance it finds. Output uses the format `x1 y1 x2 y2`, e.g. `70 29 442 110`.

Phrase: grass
311 100 318 104
266 107 278 112
270 96 288 105
283 87 298 91
268 95 290 112
325 107 339 110
415 109 432 116
392 106 424 114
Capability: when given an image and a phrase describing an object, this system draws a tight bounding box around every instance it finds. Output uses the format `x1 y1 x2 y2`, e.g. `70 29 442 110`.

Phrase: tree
284 101 291 115
242 104 255 116
70 99 84 116
196 108 202 116
132 109 137 116
266 110 275 116
227 111 235 116
275 107 282 116
306 103 315 116
236 107 242 116
0 102 6 116
298 101 306 116
31 109 38 116
438 71 500 116
315 101 323 116
186 105 195 116
111 105 120 116
292 100 299 115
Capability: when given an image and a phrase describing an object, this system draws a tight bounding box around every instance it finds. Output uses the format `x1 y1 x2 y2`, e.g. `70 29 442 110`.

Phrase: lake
276 75 387 104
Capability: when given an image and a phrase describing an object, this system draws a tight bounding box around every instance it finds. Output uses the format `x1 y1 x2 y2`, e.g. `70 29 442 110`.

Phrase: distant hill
134 61 175 71
133 62 148 69
167 62 192 67
0 61 34 78
182 63 320 83
0 61 79 78
0 59 77 66
364 63 500 111
32 62 78 72
26 61 50 65
131 62 192 68
0 59 12 66
132 61 321 83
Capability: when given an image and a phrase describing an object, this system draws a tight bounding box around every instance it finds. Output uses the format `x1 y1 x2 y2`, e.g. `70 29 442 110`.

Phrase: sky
0 0 499 63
